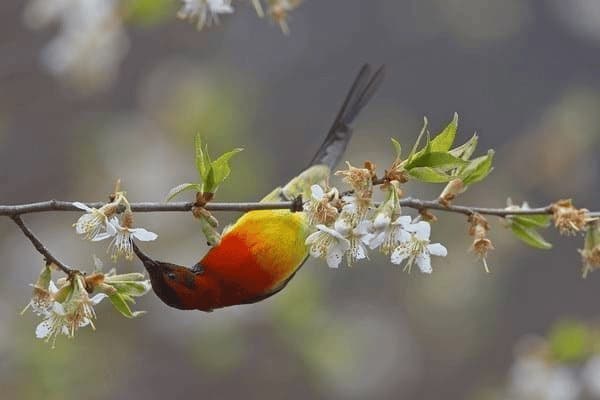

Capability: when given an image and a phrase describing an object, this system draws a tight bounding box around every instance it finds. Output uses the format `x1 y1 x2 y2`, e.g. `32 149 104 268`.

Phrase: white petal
369 232 385 249
52 302 66 315
334 218 352 236
427 243 447 257
354 220 372 236
48 280 58 294
373 213 391 230
360 232 375 246
416 253 432 274
92 232 113 242
310 184 324 199
354 243 367 260
35 320 52 339
392 215 412 227
394 228 411 244
105 219 118 236
318 224 348 242
408 221 431 241
90 293 108 305
326 246 344 268
73 202 92 211
131 228 158 241
305 231 321 246
390 246 410 265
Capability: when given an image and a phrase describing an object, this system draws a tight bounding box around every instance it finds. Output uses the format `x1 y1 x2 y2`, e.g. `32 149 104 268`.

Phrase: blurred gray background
0 1 599 399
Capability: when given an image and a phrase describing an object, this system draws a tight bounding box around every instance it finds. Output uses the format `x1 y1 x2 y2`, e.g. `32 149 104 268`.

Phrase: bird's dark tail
308 64 385 169
263 64 385 202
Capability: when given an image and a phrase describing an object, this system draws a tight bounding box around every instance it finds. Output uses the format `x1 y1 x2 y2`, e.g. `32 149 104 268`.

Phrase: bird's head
132 242 213 311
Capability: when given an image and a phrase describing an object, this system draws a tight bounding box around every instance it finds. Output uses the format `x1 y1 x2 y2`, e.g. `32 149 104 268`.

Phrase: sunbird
133 64 385 311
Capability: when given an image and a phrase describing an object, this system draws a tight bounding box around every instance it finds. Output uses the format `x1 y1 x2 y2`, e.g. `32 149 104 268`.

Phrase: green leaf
166 183 202 201
512 214 552 229
449 133 478 160
510 221 552 250
407 167 453 183
194 134 207 179
408 116 428 159
405 152 468 170
461 149 494 185
109 281 151 297
430 113 458 152
211 148 243 187
108 293 146 319
391 138 402 159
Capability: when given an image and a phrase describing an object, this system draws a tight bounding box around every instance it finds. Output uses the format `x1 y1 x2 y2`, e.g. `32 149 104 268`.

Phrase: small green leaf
407 167 453 183
194 134 207 178
461 149 494 185
430 113 458 152
109 281 151 297
449 133 478 160
108 293 145 319
510 221 552 250
405 152 468 170
391 138 402 159
166 183 202 201
512 214 552 229
211 148 243 187
408 116 428 159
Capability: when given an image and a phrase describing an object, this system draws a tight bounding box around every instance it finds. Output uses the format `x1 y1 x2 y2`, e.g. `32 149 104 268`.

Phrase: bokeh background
1 1 599 399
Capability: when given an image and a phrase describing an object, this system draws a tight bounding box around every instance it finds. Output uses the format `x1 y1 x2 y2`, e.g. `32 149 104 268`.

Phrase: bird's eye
166 272 176 280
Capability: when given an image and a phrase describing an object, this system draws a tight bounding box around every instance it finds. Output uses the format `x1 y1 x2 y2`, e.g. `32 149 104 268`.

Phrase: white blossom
582 356 600 398
303 184 338 226
73 202 117 241
35 277 107 348
305 224 351 268
390 221 447 273
24 0 129 91
95 217 158 261
22 280 59 316
508 356 580 400
333 218 372 266
177 0 234 30
370 215 413 255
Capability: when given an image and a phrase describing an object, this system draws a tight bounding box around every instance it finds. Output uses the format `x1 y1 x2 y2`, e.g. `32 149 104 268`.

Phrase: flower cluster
73 191 157 261
304 163 447 272
23 261 151 347
177 0 303 32
23 0 129 92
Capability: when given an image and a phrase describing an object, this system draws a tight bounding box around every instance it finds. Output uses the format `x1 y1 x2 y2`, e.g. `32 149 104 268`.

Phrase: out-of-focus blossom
23 0 129 92
267 0 302 34
390 221 447 274
305 224 350 268
580 220 600 278
582 355 600 398
177 0 234 30
508 356 580 400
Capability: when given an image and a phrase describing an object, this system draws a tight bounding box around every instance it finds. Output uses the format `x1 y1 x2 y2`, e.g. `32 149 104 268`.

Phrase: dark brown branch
10 215 75 275
0 199 596 218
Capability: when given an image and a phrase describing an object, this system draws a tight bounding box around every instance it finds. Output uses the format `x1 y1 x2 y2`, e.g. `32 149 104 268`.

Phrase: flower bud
438 178 464 207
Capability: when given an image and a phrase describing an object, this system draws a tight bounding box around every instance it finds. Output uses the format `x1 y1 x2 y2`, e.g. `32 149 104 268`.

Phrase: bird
133 64 385 311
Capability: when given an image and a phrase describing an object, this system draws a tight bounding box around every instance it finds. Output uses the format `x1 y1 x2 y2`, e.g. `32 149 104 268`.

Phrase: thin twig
0 199 597 218
10 215 75 275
